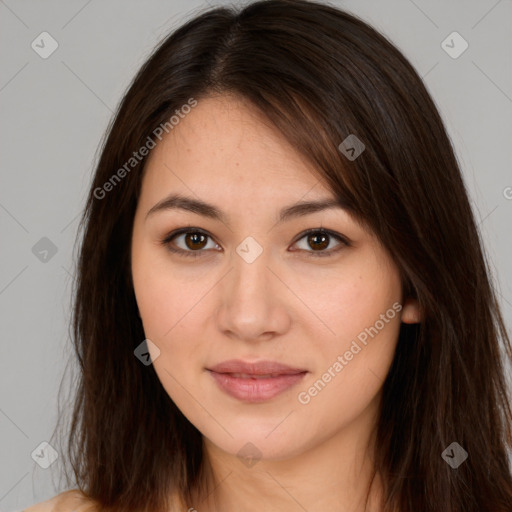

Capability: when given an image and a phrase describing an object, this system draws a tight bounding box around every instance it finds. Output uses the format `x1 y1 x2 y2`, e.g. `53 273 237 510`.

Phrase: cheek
294 261 400 349
297 314 400 431
133 269 175 340
293 253 402 405
134 269 204 404
132 258 211 384
132 247 206 339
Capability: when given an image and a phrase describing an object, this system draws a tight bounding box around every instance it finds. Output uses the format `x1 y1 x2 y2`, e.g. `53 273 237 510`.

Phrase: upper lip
208 359 307 376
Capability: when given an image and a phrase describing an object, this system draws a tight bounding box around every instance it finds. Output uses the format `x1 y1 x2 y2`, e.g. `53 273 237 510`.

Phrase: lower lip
208 370 307 403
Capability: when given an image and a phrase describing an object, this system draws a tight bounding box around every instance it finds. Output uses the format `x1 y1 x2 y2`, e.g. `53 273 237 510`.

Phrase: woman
25 0 512 511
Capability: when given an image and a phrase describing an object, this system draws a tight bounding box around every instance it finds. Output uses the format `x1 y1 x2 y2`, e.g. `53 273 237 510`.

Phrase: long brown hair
53 1 512 510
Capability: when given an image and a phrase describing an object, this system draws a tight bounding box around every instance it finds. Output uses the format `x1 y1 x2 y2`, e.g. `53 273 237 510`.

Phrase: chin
202 418 315 463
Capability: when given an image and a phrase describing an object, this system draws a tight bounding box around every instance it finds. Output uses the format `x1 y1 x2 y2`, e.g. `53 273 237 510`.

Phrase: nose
214 245 292 343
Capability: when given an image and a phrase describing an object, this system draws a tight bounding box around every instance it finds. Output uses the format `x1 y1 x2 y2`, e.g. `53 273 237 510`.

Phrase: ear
401 297 422 324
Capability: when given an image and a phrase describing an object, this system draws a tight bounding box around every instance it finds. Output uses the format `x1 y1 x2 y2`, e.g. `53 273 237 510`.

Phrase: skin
131 94 421 512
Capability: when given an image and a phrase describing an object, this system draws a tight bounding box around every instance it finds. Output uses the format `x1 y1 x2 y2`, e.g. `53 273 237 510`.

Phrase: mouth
206 359 308 403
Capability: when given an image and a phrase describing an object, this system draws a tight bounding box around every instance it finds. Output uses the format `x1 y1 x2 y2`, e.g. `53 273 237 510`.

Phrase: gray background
1 0 511 509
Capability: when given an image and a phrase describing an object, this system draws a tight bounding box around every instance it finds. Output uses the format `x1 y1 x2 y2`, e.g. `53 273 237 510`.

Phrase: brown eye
161 227 349 259
162 228 220 258
184 232 208 250
292 229 348 257
306 232 329 251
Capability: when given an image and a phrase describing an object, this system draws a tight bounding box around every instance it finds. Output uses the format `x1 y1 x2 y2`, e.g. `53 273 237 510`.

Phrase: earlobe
401 297 422 324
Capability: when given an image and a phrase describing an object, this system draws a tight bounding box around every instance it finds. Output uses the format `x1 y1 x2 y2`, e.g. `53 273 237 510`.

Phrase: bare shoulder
23 488 185 512
24 489 98 512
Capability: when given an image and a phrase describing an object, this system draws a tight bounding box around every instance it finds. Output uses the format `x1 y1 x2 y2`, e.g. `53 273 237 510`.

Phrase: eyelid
290 228 349 257
160 227 350 258
160 227 219 258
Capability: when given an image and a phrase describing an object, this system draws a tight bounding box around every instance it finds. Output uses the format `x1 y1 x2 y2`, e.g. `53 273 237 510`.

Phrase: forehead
140 94 329 201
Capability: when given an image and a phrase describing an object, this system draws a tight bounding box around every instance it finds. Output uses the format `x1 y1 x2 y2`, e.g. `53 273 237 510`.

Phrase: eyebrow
145 193 350 225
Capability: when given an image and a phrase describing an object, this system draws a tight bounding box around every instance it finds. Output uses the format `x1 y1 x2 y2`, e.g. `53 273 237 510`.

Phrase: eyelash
159 227 350 259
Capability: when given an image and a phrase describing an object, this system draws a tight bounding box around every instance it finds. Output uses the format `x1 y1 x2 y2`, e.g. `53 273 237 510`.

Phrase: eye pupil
308 233 329 251
185 232 207 250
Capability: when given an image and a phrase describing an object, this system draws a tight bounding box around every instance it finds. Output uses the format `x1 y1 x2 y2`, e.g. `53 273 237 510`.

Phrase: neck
189 395 384 512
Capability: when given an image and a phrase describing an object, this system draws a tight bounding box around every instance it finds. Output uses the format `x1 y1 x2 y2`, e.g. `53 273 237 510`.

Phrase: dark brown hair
53 0 512 510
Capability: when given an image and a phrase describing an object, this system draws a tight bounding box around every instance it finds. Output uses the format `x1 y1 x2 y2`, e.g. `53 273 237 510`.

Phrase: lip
207 359 308 403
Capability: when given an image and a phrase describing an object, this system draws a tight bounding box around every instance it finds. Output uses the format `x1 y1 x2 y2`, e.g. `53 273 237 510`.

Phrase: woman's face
131 94 417 461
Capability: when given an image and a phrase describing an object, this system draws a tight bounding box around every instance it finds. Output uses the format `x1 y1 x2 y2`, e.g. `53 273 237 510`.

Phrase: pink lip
207 359 308 403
